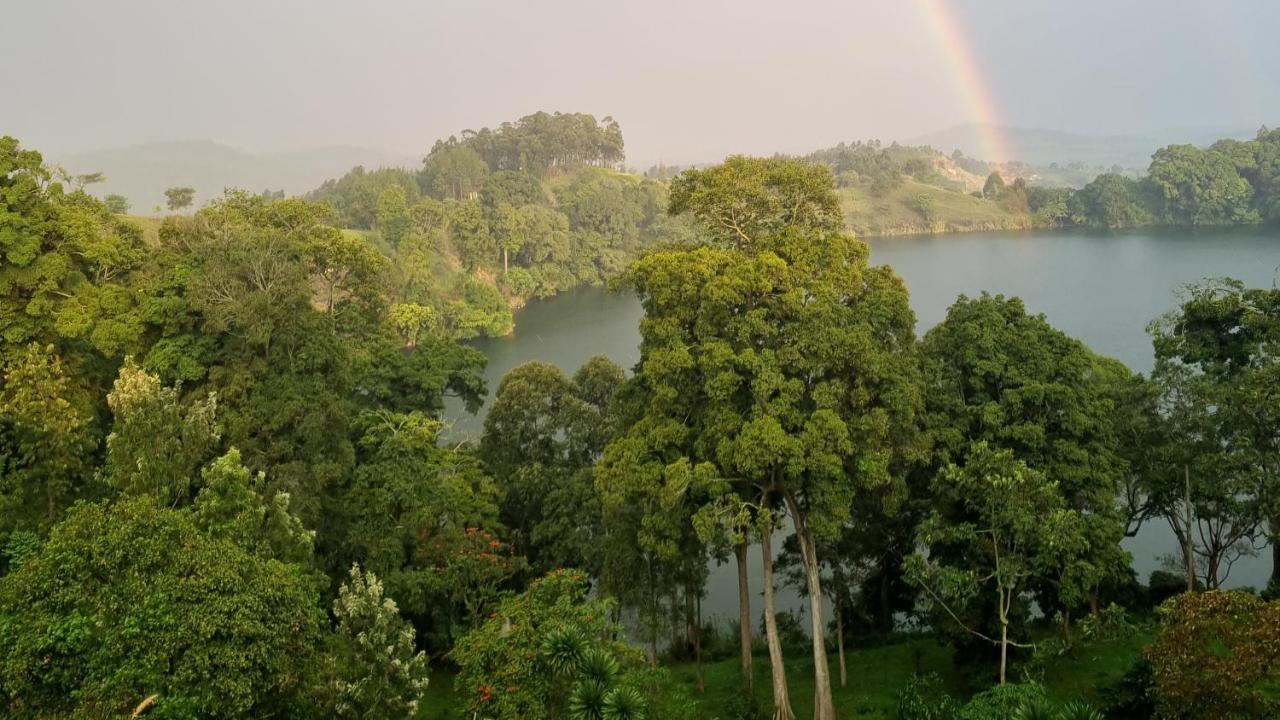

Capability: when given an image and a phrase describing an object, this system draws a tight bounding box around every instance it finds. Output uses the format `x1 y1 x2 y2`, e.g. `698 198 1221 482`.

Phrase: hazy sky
5 0 1278 165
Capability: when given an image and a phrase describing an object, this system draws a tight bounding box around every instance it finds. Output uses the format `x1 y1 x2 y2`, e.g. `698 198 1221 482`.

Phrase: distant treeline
804 128 1280 232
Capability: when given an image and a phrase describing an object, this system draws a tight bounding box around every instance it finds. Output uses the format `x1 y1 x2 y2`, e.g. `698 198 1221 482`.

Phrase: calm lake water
445 227 1280 623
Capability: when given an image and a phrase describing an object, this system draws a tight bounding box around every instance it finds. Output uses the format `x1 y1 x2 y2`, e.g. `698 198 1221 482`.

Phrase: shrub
452 569 615 720
1099 659 1157 720
1079 604 1135 642
1147 570 1191 607
1146 590 1280 719
959 683 1047 720
895 673 959 720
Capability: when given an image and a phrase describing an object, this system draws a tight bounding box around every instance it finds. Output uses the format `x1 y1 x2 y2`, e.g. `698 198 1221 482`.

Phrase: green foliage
0 497 324 719
906 444 1079 682
1146 590 1280 719
419 139 489 201
1098 659 1157 720
191 449 315 564
338 410 502 648
307 165 419 229
102 357 219 504
895 673 959 720
923 293 1130 628
1148 144 1259 226
480 358 622 575
0 344 97 540
103 193 130 213
451 111 625 176
982 172 1006 200
452 568 618 720
376 183 411 246
164 185 195 211
1067 173 1154 228
960 683 1047 720
325 564 430 720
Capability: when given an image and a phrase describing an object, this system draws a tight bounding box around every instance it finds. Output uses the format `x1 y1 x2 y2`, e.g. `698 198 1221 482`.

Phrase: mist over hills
907 123 1258 169
49 123 1267 214
52 140 418 212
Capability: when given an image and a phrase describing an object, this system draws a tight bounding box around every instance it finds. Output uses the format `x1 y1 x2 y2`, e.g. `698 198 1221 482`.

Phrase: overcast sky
4 0 1278 165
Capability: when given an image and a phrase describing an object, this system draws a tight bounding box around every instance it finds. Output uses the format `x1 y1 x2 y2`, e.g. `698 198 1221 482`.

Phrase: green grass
416 627 1152 719
840 179 1033 238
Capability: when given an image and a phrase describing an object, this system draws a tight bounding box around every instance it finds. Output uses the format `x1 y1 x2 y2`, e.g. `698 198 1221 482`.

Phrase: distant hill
907 124 1256 169
52 140 419 213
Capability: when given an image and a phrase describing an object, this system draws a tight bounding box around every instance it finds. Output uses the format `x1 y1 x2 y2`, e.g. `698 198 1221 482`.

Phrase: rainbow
917 0 1011 163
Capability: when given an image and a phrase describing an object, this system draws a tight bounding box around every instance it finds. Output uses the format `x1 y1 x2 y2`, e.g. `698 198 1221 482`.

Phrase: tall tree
606 156 923 720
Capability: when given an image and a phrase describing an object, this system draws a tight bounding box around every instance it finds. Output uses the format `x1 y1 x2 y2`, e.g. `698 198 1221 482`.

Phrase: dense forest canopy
299 113 690 341
3 109 1280 720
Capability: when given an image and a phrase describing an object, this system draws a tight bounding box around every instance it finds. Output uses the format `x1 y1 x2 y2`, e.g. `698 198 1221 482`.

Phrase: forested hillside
305 112 692 339
804 126 1280 236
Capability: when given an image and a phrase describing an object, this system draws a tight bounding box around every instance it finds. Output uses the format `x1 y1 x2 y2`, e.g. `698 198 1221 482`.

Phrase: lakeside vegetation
3 115 1280 720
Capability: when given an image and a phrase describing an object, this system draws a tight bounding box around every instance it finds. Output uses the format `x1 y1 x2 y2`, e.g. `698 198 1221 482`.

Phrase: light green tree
906 444 1082 684
327 564 430 720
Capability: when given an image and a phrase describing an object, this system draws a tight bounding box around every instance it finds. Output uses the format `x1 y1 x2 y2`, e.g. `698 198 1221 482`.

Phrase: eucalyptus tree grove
601 156 925 720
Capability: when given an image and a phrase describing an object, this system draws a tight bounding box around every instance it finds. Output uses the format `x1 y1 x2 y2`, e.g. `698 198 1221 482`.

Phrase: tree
0 344 97 539
982 171 1006 200
667 155 843 249
192 449 315 565
906 444 1082 684
480 358 622 576
606 156 923 720
451 569 619 720
325 564 430 720
102 358 219 505
1 137 147 355
103 193 130 214
1147 144 1258 226
419 139 489 201
165 186 195 211
376 184 411 246
0 497 324 719
1066 173 1153 228
1146 279 1280 588
338 410 501 648
923 293 1129 629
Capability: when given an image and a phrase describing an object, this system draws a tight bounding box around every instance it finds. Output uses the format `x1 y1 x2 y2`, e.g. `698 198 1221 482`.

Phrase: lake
445 227 1280 624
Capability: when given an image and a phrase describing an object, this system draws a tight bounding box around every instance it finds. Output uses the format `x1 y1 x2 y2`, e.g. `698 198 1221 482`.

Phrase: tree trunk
785 495 836 720
1184 465 1196 593
999 618 1009 685
760 517 795 720
1088 588 1100 616
835 603 847 688
736 542 754 695
502 246 508 274
694 590 705 693
1061 606 1072 647
1272 520 1280 591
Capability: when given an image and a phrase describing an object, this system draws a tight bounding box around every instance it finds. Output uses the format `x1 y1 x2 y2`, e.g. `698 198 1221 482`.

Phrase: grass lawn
416 626 1152 719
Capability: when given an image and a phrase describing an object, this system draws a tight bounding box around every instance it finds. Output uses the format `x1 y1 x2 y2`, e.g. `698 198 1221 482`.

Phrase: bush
1079 604 1136 642
1146 590 1280 719
959 683 1047 720
1146 570 1191 607
1098 658 1157 720
895 673 958 720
